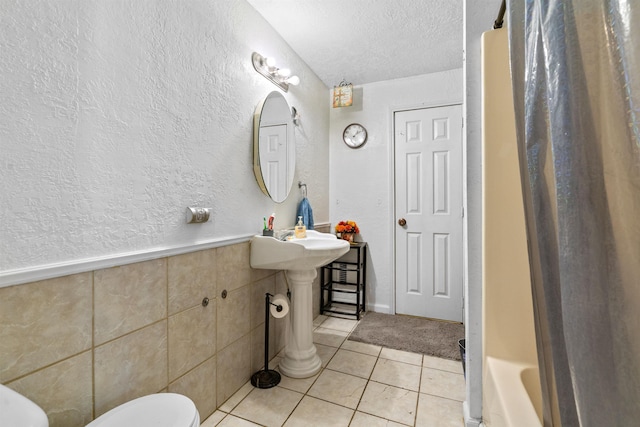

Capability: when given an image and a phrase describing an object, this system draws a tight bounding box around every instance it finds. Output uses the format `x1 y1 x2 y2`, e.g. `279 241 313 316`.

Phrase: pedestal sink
251 230 350 378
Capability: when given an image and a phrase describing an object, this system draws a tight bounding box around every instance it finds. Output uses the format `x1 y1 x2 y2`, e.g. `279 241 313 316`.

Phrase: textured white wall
329 69 463 313
0 0 330 280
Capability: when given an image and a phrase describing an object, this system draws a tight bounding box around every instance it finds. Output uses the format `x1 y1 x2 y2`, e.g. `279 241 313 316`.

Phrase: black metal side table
320 242 367 319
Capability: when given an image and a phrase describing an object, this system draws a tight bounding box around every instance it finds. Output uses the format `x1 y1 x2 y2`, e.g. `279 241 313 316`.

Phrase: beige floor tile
268 356 282 370
213 342 464 427
313 327 349 348
416 393 464 426
341 340 382 357
422 355 464 375
201 410 226 426
217 414 263 426
357 381 418 426
349 411 409 427
219 381 253 413
370 358 422 392
307 369 367 409
379 348 423 366
315 344 338 367
313 315 328 327
327 349 377 379
276 369 320 394
283 396 354 427
231 387 303 427
420 367 465 402
320 316 359 333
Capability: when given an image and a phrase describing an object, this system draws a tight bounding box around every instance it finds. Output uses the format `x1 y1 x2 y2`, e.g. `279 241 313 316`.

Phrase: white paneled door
394 105 463 322
259 124 289 202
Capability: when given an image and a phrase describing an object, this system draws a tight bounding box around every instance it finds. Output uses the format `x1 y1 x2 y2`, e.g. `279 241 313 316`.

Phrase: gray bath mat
348 312 464 360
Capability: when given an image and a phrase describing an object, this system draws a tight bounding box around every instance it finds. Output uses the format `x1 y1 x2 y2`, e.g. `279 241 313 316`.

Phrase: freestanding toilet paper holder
251 293 285 388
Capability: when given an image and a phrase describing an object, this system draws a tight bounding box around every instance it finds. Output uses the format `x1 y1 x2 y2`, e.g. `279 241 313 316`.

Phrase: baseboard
325 297 391 315
367 303 392 314
464 401 483 427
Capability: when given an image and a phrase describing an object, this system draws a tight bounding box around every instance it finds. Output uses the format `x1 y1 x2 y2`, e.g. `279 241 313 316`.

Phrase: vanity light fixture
252 52 300 92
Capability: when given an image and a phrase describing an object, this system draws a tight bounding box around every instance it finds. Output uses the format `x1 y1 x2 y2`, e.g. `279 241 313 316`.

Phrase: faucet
277 229 295 241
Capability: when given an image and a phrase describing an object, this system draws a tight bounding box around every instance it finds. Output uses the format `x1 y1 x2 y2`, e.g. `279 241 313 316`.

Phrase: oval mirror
253 91 296 203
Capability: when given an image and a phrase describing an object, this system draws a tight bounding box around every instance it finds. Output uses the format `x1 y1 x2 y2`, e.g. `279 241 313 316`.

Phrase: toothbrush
263 217 267 230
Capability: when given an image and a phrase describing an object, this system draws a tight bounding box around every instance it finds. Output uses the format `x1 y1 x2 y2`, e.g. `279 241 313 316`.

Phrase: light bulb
264 57 276 68
278 68 291 77
287 75 300 86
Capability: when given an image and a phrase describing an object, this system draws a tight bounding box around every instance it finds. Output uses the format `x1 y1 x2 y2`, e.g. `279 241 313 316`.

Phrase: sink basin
250 230 350 270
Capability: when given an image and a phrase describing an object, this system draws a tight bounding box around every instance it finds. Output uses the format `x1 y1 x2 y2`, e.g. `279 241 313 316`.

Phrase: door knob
398 218 407 226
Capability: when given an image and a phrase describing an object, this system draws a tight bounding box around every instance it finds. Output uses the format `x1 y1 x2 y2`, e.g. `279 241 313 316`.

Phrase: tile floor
201 315 465 427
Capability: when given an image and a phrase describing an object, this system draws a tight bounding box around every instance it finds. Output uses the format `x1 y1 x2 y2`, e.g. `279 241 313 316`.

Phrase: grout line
221 383 254 417
414 354 424 425
418 391 466 403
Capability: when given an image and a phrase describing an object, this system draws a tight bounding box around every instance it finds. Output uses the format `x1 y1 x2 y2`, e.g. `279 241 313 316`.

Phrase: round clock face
343 123 368 148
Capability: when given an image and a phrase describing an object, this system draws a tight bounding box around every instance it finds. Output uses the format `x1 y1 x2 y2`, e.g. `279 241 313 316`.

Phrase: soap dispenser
294 216 307 238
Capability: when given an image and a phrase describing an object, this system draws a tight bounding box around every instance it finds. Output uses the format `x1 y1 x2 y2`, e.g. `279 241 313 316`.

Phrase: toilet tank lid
86 393 199 427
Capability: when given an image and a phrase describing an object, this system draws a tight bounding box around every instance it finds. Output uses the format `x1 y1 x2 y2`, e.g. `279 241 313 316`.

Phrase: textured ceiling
246 0 463 88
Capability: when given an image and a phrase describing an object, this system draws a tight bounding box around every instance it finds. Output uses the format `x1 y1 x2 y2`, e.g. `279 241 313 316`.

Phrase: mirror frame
252 91 296 203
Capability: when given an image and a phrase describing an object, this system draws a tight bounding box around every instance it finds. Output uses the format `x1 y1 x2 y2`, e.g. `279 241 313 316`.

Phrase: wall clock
343 123 368 148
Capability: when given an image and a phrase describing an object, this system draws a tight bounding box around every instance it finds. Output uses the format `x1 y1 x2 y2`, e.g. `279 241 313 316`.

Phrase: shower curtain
507 1 640 426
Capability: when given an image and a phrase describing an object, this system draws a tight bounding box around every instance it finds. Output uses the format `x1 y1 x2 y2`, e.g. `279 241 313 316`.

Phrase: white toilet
86 393 200 427
0 383 49 427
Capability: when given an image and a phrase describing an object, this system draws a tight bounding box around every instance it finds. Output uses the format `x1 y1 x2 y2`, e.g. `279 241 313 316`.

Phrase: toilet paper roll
270 294 289 318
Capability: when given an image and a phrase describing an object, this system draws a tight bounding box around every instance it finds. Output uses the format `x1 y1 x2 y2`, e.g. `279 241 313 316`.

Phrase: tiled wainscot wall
0 239 325 427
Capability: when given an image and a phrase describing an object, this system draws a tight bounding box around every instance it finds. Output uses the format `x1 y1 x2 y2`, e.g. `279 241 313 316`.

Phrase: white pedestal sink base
278 269 322 379
250 231 350 379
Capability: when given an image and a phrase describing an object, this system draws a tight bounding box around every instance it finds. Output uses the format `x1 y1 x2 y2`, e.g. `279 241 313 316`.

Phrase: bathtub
484 357 542 427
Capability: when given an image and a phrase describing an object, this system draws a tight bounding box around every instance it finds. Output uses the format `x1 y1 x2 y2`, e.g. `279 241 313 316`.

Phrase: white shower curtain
507 0 640 426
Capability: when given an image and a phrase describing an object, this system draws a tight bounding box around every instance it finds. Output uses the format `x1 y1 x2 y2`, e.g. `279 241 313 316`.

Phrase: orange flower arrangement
335 220 360 234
